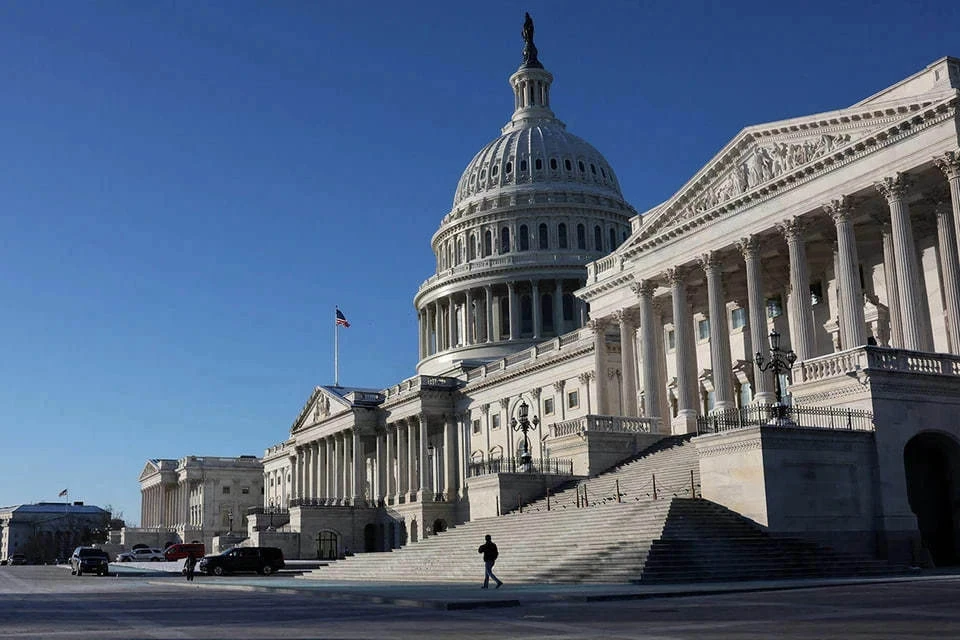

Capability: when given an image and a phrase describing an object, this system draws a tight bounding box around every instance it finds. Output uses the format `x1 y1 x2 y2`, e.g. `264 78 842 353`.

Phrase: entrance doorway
904 432 960 566
316 530 338 560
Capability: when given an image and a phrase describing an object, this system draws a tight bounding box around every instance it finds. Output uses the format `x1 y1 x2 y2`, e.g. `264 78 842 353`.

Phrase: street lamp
510 400 540 468
755 329 798 423
227 510 234 534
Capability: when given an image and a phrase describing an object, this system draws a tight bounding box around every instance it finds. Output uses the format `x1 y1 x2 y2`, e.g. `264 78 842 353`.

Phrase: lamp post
754 329 798 423
227 510 234 534
510 400 540 469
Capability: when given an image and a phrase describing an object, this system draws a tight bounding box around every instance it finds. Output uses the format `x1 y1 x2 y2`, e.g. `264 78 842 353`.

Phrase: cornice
463 342 594 394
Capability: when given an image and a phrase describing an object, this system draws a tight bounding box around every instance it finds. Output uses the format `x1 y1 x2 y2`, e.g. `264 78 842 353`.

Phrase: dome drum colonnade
586 153 960 434
414 25 634 375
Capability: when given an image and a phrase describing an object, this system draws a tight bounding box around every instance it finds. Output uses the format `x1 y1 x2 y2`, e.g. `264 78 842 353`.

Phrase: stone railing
796 346 960 384
383 374 460 400
460 330 591 383
550 414 660 438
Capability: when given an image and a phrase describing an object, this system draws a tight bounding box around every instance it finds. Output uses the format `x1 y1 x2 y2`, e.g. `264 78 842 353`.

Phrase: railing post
690 469 695 498
652 473 658 501
616 478 621 503
496 495 500 516
576 486 581 508
583 484 589 507
547 487 551 512
518 494 522 514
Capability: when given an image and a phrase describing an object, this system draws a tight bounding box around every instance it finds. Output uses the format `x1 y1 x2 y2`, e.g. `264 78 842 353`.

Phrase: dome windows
505 161 513 174
591 163 597 175
500 227 511 254
578 160 585 173
564 159 572 171
558 223 568 249
491 165 499 178
520 159 528 172
576 224 586 250
535 158 543 171
480 168 487 180
550 158 558 171
538 223 548 249
594 225 603 251
519 224 529 251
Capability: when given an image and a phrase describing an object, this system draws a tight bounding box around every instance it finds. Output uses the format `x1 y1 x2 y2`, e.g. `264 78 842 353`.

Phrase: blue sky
0 0 956 524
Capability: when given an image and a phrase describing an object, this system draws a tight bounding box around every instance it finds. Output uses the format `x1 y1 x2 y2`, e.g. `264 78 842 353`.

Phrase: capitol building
137 18 960 568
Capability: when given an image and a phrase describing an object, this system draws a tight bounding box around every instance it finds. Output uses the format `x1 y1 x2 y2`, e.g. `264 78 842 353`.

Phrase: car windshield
78 549 107 557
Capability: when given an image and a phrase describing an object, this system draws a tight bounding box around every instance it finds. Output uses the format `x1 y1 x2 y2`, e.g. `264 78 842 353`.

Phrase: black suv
70 547 110 576
198 546 284 576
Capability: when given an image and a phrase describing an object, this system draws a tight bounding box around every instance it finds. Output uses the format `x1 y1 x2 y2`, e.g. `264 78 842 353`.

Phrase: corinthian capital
663 266 688 287
934 150 960 181
736 235 760 259
585 318 609 334
875 173 911 202
698 251 722 274
822 195 856 223
776 217 806 243
631 278 657 299
552 379 566 393
577 371 595 384
613 309 637 327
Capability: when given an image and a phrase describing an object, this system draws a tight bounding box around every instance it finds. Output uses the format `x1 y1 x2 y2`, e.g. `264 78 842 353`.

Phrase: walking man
184 552 196 582
478 534 503 589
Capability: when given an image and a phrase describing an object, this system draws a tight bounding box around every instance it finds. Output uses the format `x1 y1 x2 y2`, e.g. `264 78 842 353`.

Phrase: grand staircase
300 436 904 584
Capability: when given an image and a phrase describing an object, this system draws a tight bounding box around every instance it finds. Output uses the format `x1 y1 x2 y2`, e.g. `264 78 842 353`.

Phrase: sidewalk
150 570 960 610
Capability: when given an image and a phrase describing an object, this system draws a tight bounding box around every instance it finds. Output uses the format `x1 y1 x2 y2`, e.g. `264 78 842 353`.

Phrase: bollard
652 473 658 501
690 469 695 497
547 487 551 512
616 478 621 503
496 495 500 516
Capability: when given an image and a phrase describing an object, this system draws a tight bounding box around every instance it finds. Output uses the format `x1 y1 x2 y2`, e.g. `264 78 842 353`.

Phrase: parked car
198 547 284 576
70 547 110 576
164 543 205 562
7 554 27 565
115 547 165 562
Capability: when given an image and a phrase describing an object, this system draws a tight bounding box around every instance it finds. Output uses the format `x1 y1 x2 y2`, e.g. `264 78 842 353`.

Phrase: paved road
1 565 959 639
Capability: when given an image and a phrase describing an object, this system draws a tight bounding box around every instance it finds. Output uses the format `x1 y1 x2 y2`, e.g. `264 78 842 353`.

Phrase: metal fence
467 457 574 478
696 404 875 434
246 506 289 516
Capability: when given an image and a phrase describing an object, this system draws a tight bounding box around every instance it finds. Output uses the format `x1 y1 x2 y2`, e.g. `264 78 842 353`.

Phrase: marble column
934 197 960 354
588 319 607 415
418 414 431 499
934 151 960 263
330 436 340 503
444 414 457 500
397 421 408 497
464 289 473 346
879 220 903 347
447 294 457 348
775 220 817 361
351 429 362 505
700 252 735 411
485 285 494 343
824 196 867 349
407 419 417 499
634 280 663 424
666 267 697 432
531 280 541 339
615 309 639 416
432 301 441 352
554 280 564 335
507 281 518 340
737 235 776 403
875 175 931 351
289 453 299 502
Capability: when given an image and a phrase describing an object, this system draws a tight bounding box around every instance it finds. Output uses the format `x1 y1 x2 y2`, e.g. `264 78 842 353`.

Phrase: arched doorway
363 524 376 552
432 518 447 534
904 432 960 566
316 530 339 561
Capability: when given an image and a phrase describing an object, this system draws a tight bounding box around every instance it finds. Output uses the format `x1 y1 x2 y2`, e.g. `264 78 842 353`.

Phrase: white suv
116 547 166 562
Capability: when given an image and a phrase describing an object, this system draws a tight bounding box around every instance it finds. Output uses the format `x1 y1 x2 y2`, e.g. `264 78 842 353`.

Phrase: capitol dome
414 17 637 376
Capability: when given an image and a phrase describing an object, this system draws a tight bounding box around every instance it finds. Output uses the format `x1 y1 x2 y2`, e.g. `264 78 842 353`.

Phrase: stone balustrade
796 346 960 384
550 414 660 438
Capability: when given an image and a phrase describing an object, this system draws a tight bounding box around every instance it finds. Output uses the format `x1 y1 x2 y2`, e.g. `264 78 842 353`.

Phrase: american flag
335 308 350 328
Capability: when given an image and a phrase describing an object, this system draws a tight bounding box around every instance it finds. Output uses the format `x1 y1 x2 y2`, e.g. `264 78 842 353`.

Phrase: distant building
0 502 109 563
127 455 263 551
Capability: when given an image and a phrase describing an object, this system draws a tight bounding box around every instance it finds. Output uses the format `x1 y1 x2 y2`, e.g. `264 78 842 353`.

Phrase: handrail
467 457 573 478
696 404 874 434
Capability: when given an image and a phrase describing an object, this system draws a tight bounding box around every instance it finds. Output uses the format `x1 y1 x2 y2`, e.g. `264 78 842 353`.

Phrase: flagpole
334 306 339 387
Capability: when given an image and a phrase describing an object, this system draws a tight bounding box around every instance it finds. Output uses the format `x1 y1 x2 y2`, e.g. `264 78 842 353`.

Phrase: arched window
576 224 586 250
538 223 548 249
520 159 527 172
536 158 543 171
519 224 529 251
501 227 511 254
562 293 575 322
594 225 603 251
609 227 617 250
550 158 558 170
483 230 492 256
578 160 585 173
468 235 477 260
456 238 463 265
558 223 568 249
564 159 572 171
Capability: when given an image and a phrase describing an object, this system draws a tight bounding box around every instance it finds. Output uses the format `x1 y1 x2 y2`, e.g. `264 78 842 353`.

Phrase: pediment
138 460 161 482
624 89 957 253
290 386 350 432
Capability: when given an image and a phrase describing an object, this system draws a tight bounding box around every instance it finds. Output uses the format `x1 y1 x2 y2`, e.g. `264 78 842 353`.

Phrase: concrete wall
465 472 573 519
550 431 662 477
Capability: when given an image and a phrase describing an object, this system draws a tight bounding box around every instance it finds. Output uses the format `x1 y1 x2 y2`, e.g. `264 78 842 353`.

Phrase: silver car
115 547 165 562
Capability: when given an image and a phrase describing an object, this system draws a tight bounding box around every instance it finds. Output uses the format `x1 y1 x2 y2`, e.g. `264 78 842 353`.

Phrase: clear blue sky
0 0 955 524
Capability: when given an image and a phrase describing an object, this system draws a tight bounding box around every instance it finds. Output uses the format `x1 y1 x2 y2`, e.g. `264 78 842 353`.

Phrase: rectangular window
544 397 555 415
666 328 676 351
492 414 501 429
472 419 481 434
567 390 579 409
241 487 250 495
222 487 230 495
730 307 747 330
697 318 710 340
766 296 783 318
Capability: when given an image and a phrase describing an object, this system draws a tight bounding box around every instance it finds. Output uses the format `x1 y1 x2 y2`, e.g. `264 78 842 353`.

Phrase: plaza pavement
120 562 959 611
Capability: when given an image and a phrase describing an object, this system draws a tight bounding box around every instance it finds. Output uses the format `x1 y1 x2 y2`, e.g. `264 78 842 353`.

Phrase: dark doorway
904 432 960 566
316 530 338 560
363 524 376 552
432 518 447 534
